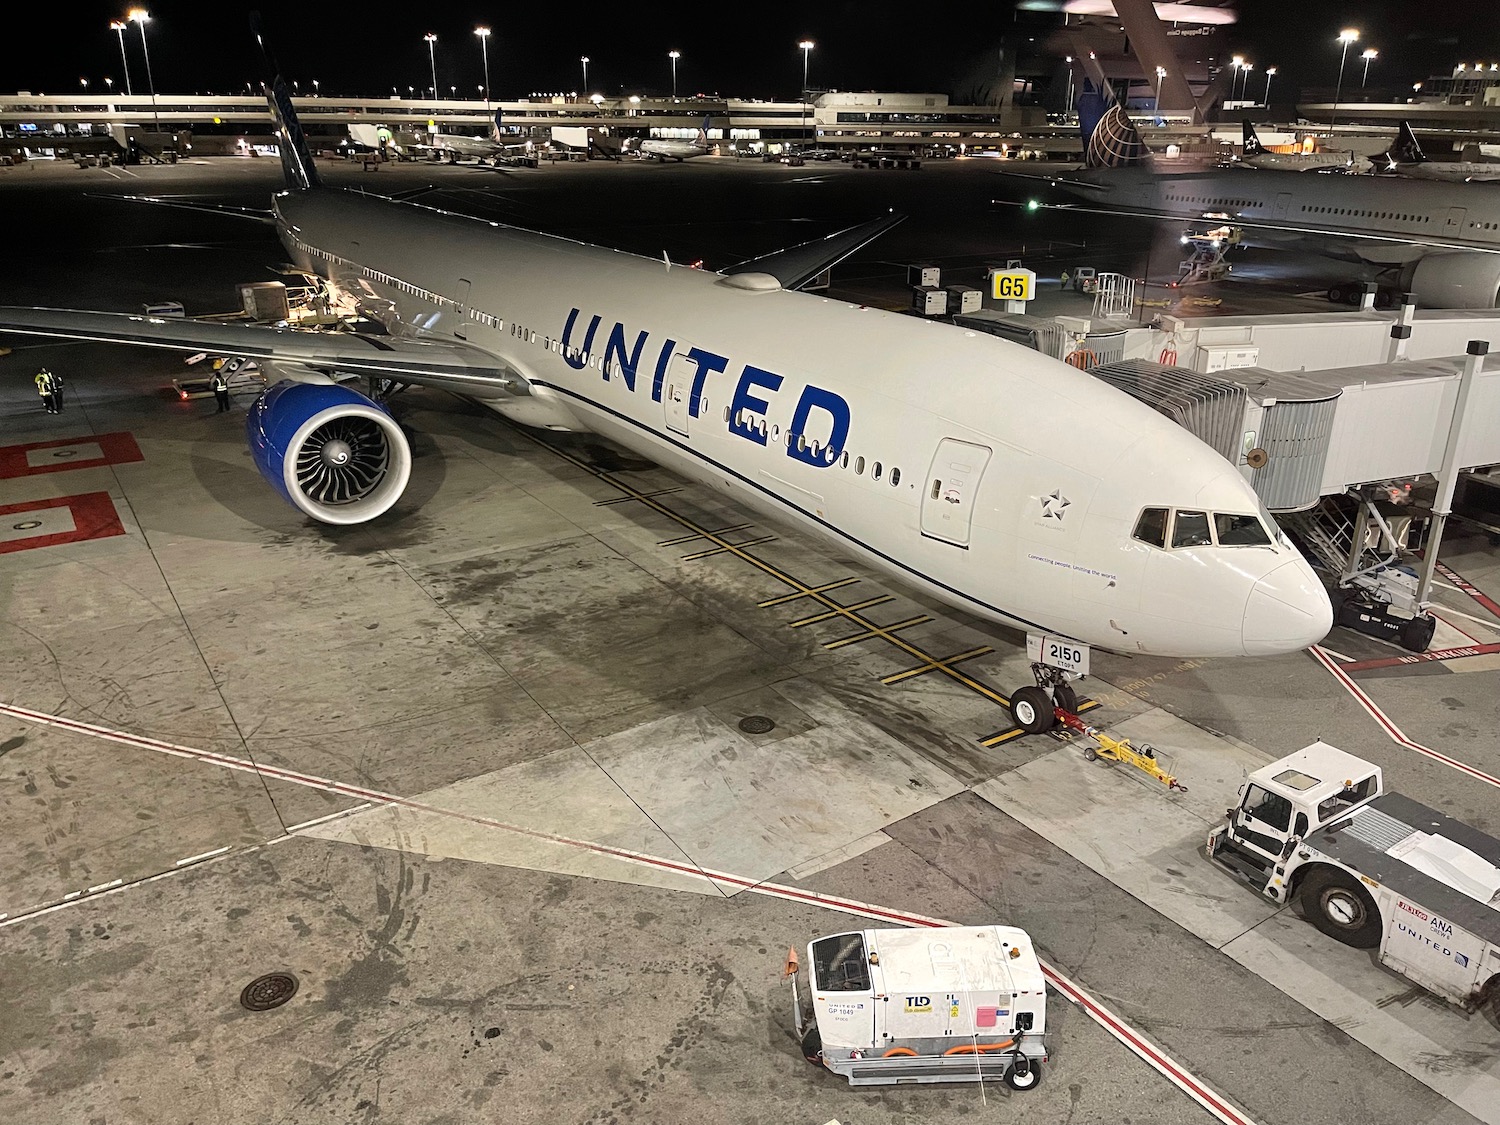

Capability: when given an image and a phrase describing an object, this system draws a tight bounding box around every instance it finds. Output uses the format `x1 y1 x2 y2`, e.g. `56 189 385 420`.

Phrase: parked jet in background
1009 95 1500 307
1 45 1334 725
1235 122 1366 173
630 117 714 161
1375 122 1500 183
349 110 531 164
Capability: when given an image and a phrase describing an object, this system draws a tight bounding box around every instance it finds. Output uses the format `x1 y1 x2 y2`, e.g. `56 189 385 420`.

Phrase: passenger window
872 462 883 481
841 451 849 469
1214 513 1272 546
890 467 901 486
1172 510 1212 548
854 456 865 475
1132 507 1168 547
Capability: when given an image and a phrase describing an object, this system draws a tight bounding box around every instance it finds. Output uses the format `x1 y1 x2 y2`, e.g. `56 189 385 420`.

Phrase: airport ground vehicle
1070 266 1099 294
171 354 265 400
788 925 1047 1087
1207 742 1500 1013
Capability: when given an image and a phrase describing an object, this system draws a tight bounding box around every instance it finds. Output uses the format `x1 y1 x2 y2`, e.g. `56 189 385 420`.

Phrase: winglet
251 12 321 191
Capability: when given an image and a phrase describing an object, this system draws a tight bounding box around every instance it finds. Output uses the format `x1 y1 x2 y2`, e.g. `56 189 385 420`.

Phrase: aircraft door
1445 207 1467 235
662 347 696 437
1273 192 1291 219
921 438 992 548
454 278 473 339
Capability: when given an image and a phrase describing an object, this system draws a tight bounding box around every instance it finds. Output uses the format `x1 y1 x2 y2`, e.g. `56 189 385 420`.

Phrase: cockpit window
1171 510 1212 548
1214 513 1272 546
1132 508 1168 547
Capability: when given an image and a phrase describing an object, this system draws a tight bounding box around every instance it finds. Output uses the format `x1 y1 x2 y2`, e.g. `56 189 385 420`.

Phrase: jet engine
1409 252 1500 309
245 381 412 524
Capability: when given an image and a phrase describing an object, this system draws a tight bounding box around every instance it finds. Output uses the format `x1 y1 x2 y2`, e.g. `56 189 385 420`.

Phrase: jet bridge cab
788 925 1047 1088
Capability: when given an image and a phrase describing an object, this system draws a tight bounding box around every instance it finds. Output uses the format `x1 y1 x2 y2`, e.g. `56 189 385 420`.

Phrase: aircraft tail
697 116 710 145
490 108 504 144
1079 86 1149 169
252 14 321 191
1241 120 1266 158
1392 121 1425 164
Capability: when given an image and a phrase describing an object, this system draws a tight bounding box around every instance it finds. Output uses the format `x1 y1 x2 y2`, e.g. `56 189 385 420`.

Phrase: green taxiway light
1027 199 1041 211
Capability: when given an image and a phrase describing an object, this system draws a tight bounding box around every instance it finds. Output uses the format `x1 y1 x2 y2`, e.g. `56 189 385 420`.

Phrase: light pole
1230 55 1244 103
80 78 89 92
581 56 589 93
1242 62 1253 105
104 77 114 92
424 33 438 105
110 21 133 96
128 9 160 134
1264 66 1276 106
799 40 814 142
1332 28 1359 130
668 50 680 98
1153 66 1166 119
475 27 491 113
312 79 319 96
1361 48 1378 88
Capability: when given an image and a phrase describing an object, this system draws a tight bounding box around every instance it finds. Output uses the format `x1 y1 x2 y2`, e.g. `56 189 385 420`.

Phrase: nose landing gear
1007 662 1079 735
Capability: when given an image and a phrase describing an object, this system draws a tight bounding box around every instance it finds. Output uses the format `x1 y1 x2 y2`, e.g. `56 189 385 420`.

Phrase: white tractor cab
1209 742 1500 1013
788 925 1047 1087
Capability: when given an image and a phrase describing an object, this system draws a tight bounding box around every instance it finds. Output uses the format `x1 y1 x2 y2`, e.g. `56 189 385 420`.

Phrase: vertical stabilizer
251 13 321 191
1394 121 1425 164
1242 120 1266 158
1083 99 1150 169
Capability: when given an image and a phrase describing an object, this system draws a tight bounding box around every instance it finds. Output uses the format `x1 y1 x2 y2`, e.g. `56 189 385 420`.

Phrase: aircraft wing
721 212 905 290
0 307 530 396
987 167 1106 193
996 199 1500 255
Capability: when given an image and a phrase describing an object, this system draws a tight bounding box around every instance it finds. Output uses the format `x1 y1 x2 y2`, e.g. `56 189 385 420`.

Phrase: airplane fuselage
273 189 1330 659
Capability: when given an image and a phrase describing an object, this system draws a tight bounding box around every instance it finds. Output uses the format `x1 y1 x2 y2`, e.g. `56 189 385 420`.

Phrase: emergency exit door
662 346 697 436
1445 207 1467 235
1273 192 1291 219
453 278 473 339
921 439 992 548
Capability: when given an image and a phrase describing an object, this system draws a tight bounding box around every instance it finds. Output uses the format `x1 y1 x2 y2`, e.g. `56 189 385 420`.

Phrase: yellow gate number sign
990 269 1036 302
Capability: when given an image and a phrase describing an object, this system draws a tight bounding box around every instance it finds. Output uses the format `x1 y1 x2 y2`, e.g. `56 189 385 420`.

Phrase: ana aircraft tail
251 14 321 191
1241 120 1267 158
1079 85 1149 169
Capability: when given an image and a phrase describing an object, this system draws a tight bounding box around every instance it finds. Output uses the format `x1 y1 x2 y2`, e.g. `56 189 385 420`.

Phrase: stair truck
787 924 1048 1088
1207 741 1500 1013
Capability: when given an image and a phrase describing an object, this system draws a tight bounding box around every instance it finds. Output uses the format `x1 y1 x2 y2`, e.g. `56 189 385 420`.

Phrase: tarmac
1 153 1498 1125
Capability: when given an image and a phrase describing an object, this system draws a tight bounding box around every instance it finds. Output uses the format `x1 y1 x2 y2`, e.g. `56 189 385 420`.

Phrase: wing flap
0 307 529 396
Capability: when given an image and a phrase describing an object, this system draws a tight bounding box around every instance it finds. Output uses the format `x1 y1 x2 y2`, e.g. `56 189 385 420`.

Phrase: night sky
3 2 1496 105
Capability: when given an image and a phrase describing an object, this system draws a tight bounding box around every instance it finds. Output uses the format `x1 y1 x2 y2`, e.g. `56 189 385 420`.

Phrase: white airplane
630 117 714 162
1010 95 1500 308
1374 122 1500 184
349 111 531 165
0 52 1333 732
1235 122 1366 174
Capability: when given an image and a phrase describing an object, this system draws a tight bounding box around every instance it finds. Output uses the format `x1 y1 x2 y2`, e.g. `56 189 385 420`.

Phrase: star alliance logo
1040 491 1071 520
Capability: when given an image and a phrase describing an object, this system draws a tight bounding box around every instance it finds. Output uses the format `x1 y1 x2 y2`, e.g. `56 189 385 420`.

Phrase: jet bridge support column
1385 293 1416 363
1417 340 1490 607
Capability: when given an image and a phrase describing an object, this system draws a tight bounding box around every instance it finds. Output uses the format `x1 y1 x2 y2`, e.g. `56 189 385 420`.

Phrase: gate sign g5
990 269 1036 302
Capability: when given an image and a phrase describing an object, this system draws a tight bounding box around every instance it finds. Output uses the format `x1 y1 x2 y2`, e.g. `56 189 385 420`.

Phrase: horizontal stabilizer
0 307 529 396
721 212 904 291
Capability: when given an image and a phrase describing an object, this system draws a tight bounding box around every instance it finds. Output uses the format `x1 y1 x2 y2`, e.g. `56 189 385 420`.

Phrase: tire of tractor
1003 1059 1042 1091
1300 867 1382 948
800 1026 823 1065
1009 686 1056 734
1400 614 1436 653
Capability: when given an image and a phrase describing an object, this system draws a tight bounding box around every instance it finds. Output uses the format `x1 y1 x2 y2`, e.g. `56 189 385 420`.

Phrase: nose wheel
1007 664 1079 735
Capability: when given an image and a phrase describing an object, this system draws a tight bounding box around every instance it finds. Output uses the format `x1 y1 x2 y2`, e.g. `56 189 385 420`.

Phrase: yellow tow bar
1056 710 1186 791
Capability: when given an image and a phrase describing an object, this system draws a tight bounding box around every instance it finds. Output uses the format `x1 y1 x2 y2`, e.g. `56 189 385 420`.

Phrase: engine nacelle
245 381 412 525
1409 252 1500 310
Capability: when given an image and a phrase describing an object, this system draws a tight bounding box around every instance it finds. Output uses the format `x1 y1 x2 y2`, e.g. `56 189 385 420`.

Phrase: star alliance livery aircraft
0 29 1331 728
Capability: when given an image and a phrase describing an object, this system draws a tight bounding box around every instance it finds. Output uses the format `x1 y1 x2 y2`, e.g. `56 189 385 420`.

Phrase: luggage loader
787 924 1047 1087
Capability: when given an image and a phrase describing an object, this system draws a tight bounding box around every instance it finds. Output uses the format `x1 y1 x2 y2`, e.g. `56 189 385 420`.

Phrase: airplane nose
1243 560 1333 656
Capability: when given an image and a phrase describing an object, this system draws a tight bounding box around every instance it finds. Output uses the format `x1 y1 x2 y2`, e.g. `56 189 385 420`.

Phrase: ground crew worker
211 367 231 413
35 367 60 414
1060 269 1071 289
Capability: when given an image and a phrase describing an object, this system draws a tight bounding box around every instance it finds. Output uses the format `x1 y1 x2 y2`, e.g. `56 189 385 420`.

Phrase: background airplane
1236 121 1366 174
349 110 531 165
1011 93 1500 308
1374 122 1500 184
1 42 1333 727
630 117 714 161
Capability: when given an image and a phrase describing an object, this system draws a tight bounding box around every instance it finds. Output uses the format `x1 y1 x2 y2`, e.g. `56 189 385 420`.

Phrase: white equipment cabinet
789 925 1048 1087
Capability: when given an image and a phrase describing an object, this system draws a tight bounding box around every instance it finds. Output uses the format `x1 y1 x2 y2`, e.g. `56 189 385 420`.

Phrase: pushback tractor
787 925 1048 1087
1208 742 1500 1014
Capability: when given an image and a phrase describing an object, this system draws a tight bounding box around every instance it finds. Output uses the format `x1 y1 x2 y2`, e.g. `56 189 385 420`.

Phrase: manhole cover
240 972 299 1011
51 450 77 459
738 715 776 735
12 520 42 531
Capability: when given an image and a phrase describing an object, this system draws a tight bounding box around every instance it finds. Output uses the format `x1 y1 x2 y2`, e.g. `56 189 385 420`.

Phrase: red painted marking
0 698 1259 1125
0 492 125 555
1435 562 1500 620
1308 646 1500 791
0 432 144 480
1338 641 1500 673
